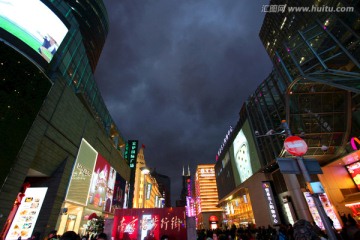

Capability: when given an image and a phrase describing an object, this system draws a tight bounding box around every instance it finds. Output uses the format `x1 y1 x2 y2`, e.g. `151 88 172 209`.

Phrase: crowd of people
196 217 360 240
15 215 360 240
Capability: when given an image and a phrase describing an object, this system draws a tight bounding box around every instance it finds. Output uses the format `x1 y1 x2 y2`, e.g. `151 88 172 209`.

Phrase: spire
182 166 184 176
188 165 190 176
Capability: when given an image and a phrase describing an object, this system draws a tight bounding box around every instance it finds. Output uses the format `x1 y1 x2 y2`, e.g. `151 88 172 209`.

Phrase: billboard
230 120 261 186
0 0 68 62
66 139 127 212
112 208 187 240
346 161 360 190
6 188 48 240
66 139 98 205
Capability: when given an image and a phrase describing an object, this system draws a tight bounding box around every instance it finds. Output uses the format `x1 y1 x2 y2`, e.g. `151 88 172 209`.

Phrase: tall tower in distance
176 165 191 207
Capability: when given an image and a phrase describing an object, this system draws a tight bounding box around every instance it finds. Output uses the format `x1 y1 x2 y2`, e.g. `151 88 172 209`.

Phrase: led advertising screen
88 154 111 211
113 174 129 210
230 120 261 186
0 0 68 62
346 161 360 190
66 139 98 205
6 187 48 240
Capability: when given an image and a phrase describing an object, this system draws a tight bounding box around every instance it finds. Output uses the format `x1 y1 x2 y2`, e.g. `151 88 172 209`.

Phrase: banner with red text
112 207 187 240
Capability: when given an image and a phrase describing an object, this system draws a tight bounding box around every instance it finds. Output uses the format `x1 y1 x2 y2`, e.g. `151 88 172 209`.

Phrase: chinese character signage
128 140 139 169
262 181 280 225
112 207 187 240
66 139 97 205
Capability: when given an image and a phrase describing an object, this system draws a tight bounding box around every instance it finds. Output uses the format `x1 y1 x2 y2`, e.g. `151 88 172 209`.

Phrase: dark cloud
95 0 273 205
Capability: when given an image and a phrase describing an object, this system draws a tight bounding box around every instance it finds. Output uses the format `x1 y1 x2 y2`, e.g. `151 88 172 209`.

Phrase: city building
195 164 223 230
132 146 164 208
176 166 191 207
151 169 171 208
215 0 360 231
0 0 130 238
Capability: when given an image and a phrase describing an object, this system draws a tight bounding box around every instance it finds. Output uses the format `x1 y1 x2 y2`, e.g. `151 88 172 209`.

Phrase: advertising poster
88 154 110 211
113 208 187 240
104 166 116 212
346 161 360 190
6 187 48 240
303 192 341 230
230 120 261 186
66 139 97 205
112 173 127 211
0 0 68 62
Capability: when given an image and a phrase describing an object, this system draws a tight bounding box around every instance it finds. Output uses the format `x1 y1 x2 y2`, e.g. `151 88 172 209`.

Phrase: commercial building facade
215 0 360 230
0 0 130 238
195 164 223 230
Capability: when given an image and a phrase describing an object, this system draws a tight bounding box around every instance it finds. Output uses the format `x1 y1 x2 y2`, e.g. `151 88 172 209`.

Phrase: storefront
56 139 129 236
317 148 360 227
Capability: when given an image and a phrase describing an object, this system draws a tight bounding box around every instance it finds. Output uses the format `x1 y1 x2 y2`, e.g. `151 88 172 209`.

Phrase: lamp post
280 120 337 240
140 167 150 208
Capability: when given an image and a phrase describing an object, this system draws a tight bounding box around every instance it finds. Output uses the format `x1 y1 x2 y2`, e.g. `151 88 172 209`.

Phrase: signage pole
281 121 337 240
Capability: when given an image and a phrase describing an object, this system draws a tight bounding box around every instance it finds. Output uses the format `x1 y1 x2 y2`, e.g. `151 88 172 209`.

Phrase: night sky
94 0 273 205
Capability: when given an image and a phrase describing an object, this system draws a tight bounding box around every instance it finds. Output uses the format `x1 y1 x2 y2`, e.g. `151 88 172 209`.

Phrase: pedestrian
292 219 320 240
96 233 107 240
160 235 169 240
347 214 357 226
46 230 58 240
60 231 80 240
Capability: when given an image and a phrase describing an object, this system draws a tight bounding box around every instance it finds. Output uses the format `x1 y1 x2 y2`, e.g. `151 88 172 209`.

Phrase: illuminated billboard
230 120 261 186
66 139 127 212
6 188 48 240
346 161 360 190
66 139 98 205
113 208 187 240
0 0 68 62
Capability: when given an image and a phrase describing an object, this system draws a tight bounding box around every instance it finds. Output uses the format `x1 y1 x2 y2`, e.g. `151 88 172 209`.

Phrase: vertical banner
262 181 281 225
112 173 128 210
6 188 48 240
127 140 139 208
66 139 97 205
104 166 116 212
88 154 110 211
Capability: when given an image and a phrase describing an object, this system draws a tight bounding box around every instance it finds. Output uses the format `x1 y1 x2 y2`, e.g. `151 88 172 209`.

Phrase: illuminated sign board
66 139 97 205
6 187 48 240
127 140 138 208
303 192 341 230
351 137 360 151
346 161 360 190
0 0 68 63
146 184 152 200
88 154 112 211
216 126 233 160
128 140 138 168
262 181 280 225
199 168 215 177
113 208 187 240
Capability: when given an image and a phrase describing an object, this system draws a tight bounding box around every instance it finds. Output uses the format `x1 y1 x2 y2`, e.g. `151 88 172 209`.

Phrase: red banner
112 207 187 240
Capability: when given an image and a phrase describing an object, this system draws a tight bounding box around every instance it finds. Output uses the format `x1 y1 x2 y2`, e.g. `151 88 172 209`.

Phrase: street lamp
140 167 150 208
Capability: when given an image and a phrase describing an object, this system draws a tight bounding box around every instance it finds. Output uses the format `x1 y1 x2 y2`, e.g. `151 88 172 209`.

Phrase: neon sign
351 137 360 150
216 126 233 160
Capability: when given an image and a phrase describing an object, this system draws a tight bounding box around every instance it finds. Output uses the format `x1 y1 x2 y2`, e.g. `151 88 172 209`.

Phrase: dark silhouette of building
176 166 191 207
151 169 171 207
